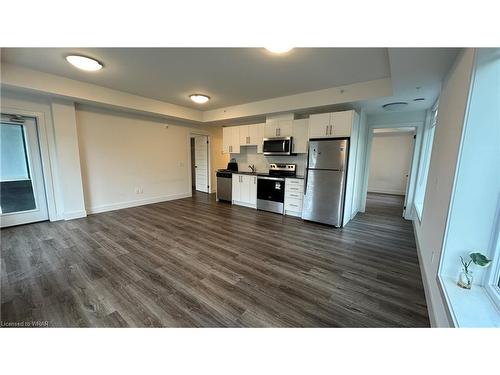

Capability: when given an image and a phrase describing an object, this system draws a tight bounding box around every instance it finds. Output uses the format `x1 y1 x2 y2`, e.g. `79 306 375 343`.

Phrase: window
485 210 500 310
414 101 438 220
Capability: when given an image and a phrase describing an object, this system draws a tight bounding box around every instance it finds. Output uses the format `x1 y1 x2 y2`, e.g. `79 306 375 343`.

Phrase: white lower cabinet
284 178 304 217
232 174 257 208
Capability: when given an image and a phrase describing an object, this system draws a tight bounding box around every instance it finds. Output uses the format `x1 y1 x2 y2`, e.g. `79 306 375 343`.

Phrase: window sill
439 276 500 327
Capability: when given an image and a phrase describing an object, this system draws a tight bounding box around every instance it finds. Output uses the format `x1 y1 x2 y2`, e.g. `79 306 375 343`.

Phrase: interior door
1 115 48 227
194 135 209 193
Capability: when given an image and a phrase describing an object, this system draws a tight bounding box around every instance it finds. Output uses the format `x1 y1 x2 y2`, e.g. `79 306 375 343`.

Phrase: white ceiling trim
202 78 393 123
1 63 204 123
2 63 392 124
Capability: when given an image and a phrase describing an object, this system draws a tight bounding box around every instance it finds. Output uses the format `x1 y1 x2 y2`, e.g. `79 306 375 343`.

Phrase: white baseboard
63 210 87 220
87 192 192 214
368 188 405 195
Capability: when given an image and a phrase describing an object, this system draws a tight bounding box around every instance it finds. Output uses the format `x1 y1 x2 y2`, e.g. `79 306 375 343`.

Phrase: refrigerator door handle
304 169 308 193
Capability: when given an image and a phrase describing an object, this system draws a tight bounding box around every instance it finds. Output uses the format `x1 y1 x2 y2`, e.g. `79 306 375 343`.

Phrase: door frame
188 132 212 194
360 121 424 220
1 107 60 222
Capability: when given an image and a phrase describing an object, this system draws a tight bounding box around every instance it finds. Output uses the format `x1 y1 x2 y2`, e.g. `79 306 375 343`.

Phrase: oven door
257 176 285 214
263 137 293 155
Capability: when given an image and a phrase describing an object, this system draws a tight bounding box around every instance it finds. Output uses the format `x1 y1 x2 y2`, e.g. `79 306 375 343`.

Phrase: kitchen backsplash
230 146 307 176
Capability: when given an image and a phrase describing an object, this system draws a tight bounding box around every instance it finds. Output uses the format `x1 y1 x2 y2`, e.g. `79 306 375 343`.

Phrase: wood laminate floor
0 192 429 327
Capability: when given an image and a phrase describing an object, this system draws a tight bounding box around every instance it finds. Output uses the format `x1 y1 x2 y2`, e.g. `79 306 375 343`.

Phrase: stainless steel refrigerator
301 138 348 227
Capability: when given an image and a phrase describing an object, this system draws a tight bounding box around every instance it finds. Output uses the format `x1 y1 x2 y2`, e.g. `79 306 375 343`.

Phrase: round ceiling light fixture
66 55 103 71
265 46 294 54
382 102 408 112
189 94 210 104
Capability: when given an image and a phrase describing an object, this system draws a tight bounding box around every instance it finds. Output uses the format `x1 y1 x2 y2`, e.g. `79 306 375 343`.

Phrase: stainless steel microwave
262 137 294 156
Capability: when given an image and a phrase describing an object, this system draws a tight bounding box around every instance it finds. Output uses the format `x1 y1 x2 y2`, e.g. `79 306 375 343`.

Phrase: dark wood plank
0 192 429 327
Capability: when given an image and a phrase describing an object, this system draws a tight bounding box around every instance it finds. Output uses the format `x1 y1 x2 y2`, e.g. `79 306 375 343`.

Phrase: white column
51 99 87 220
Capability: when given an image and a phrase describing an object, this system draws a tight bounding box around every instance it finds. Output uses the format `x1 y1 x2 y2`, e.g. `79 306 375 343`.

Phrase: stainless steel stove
257 164 296 214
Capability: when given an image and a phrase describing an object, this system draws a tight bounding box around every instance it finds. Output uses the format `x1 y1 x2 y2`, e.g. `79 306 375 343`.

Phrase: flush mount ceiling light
189 94 210 104
382 102 408 112
265 46 294 54
66 55 103 71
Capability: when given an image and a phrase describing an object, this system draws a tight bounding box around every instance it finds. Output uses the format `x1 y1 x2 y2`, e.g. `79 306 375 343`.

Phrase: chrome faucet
248 164 256 173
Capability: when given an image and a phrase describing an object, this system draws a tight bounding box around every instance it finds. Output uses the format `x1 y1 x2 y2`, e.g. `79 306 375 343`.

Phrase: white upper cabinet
264 119 292 138
222 127 231 153
224 123 264 154
239 125 250 145
231 127 240 153
291 119 309 154
239 123 264 152
330 110 354 137
249 123 264 150
222 126 240 154
308 110 354 139
308 113 331 138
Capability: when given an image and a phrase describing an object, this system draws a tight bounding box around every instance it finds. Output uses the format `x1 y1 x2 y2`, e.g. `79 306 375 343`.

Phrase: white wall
413 49 476 327
368 132 414 195
75 105 226 213
1 89 226 221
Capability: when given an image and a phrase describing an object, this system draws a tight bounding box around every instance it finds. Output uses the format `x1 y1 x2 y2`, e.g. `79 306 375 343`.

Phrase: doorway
365 127 416 218
190 135 210 193
1 114 49 227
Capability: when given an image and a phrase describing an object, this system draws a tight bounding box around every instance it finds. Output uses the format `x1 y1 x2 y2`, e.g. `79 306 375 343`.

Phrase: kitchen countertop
226 171 304 179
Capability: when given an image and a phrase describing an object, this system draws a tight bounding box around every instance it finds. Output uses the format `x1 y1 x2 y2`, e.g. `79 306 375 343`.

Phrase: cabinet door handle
278 128 281 136
325 125 328 136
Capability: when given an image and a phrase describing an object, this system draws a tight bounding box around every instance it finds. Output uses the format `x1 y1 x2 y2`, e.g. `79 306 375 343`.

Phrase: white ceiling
1 48 459 117
358 48 459 113
1 48 390 110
